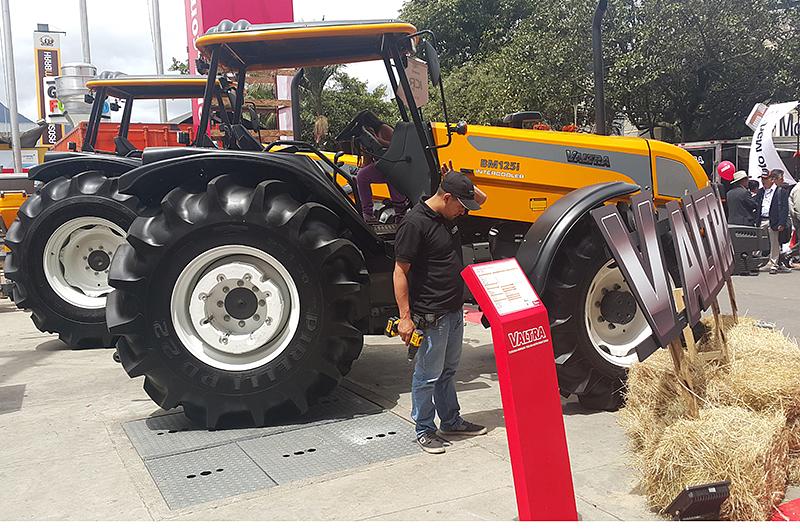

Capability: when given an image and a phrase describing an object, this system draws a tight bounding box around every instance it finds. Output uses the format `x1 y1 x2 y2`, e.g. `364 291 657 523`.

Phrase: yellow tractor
105 20 708 427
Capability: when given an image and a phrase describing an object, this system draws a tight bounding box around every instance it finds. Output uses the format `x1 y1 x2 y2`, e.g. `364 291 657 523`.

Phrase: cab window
656 157 699 198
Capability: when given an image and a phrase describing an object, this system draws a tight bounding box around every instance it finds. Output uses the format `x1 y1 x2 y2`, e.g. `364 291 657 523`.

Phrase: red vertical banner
33 30 64 145
183 0 295 131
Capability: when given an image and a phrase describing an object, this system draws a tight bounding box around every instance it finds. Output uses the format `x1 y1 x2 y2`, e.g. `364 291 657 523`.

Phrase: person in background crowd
725 171 757 226
748 179 760 196
790 181 800 269
755 171 790 274
772 170 794 270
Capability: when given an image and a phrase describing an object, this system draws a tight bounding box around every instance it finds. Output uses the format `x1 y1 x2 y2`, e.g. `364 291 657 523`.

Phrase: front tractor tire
4 171 143 348
107 174 369 428
542 219 652 411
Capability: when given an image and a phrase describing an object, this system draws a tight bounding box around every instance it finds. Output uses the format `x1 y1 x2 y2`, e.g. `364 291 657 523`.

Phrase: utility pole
1 0 22 172
149 0 167 122
78 0 91 63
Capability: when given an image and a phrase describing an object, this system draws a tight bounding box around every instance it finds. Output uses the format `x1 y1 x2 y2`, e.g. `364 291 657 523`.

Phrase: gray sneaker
439 420 488 436
417 432 447 454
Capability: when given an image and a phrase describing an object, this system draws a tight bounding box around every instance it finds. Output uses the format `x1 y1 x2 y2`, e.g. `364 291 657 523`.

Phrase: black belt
411 312 447 329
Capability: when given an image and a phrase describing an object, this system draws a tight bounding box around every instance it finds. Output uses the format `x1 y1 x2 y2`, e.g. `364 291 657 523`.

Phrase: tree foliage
400 0 800 141
298 70 399 150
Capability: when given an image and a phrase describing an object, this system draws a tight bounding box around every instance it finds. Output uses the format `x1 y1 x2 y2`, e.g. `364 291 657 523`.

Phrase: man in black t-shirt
393 170 488 454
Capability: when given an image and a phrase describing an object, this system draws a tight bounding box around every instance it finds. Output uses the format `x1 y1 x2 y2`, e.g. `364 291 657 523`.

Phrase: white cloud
1 0 406 124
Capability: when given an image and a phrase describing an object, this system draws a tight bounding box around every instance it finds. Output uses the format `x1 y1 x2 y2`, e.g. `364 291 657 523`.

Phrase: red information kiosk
462 258 577 521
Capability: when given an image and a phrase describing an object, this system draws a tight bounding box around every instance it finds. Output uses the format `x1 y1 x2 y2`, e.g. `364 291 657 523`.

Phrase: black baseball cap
441 170 481 211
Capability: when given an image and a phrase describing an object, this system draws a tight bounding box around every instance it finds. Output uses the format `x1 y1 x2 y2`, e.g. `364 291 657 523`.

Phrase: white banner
748 101 798 184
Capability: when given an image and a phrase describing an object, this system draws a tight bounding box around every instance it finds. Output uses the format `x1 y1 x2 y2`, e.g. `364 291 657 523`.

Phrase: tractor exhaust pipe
291 68 304 140
593 0 608 135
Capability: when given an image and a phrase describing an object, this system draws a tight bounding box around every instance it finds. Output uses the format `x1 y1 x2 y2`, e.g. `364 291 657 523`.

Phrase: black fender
118 148 385 255
516 181 640 292
29 151 141 184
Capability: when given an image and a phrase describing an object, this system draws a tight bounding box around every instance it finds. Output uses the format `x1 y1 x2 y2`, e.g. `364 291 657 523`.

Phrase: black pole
593 0 608 135
291 68 304 140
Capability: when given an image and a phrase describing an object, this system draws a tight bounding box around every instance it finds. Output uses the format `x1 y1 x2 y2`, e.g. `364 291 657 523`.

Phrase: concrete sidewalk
0 272 798 520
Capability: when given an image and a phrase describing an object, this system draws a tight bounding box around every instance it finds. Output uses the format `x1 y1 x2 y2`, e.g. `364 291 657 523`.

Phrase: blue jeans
411 310 464 437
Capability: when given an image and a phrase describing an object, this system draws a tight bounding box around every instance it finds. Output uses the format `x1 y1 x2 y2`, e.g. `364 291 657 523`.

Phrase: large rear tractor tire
107 174 370 428
4 171 143 348
541 219 652 411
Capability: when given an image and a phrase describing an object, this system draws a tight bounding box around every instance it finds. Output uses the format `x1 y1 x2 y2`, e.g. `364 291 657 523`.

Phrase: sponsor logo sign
33 31 63 145
590 186 733 360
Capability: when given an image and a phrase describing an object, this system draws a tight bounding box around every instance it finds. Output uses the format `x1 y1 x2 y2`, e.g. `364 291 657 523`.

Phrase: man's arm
474 185 488 206
393 261 415 344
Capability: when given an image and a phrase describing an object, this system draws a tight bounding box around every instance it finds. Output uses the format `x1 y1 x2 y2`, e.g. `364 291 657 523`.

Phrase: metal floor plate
125 387 417 509
144 443 276 510
124 387 383 459
239 412 417 485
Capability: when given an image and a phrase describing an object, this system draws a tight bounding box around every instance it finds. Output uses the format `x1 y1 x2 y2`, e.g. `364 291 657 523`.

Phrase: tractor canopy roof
86 73 220 99
196 19 417 70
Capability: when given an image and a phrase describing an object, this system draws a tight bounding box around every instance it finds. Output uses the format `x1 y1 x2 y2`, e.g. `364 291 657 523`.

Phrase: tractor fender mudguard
516 181 640 292
118 150 385 254
29 151 141 184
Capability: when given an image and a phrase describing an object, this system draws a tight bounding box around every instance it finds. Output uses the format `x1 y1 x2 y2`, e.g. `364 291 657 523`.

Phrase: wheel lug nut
237 280 244 287
99 245 104 250
222 287 229 293
94 272 99 276
613 284 621 290
608 323 616 330
198 293 207 301
259 299 266 307
85 266 90 270
220 337 228 345
265 292 271 298
598 316 605 322
238 320 246 328
601 288 608 295
266 317 273 325
243 274 252 281
83 256 87 261
217 301 224 308
252 286 259 292
594 301 601 307
253 314 260 321
223 315 231 322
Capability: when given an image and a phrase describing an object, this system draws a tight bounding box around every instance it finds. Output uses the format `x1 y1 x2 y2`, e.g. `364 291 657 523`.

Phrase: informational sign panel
473 259 540 316
183 0 295 131
33 30 64 145
462 258 577 521
397 57 429 108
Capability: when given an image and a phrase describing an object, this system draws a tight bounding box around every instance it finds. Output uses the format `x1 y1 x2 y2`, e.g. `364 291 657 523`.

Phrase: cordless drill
385 316 424 361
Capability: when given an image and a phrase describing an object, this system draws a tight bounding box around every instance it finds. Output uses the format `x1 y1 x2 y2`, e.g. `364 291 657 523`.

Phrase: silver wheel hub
584 260 651 368
171 245 300 371
42 216 126 309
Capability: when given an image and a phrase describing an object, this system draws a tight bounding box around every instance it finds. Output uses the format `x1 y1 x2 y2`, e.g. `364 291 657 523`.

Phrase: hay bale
789 455 800 485
705 325 800 418
696 315 754 353
619 348 710 453
641 406 788 521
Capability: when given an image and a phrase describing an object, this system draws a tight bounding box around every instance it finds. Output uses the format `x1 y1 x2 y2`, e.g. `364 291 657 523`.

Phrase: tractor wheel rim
170 244 301 371
584 259 651 368
42 216 126 309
